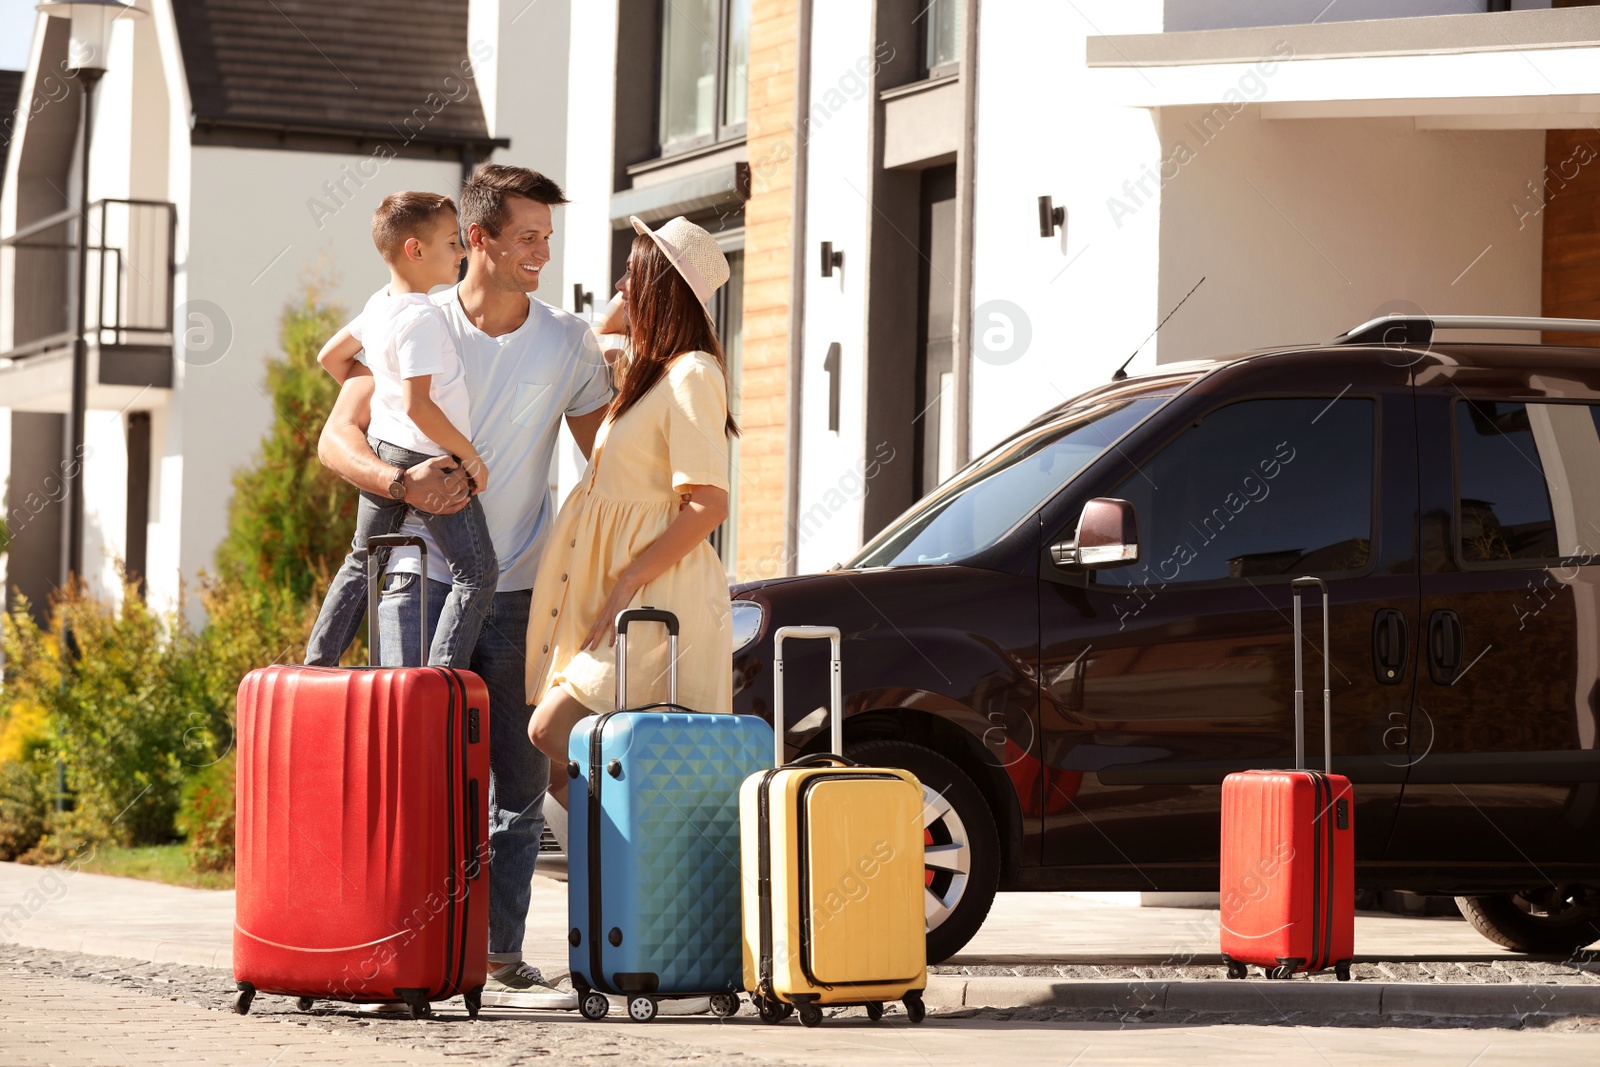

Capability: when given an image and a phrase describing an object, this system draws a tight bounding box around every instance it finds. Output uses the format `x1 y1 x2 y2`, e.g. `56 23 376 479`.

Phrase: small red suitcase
233 535 490 1019
1220 576 1355 981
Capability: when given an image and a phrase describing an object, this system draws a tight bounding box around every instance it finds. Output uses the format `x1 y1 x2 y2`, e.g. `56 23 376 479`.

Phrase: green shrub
0 582 197 845
177 750 235 874
0 759 49 861
19 808 104 867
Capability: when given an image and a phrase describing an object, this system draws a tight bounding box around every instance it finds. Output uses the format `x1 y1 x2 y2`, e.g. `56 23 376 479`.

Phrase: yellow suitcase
739 625 928 1027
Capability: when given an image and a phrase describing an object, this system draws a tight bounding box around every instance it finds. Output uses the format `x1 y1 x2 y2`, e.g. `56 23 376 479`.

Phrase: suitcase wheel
295 997 314 1012
398 990 432 1020
464 988 483 1020
1335 961 1352 983
231 984 254 1016
796 1002 823 1028
757 996 786 1025
1224 959 1249 980
1269 957 1305 980
904 993 926 1025
709 993 740 1018
865 1001 884 1022
626 995 658 1023
579 991 610 1021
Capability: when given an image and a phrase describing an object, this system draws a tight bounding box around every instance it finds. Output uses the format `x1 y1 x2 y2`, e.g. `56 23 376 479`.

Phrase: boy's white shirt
350 286 471 456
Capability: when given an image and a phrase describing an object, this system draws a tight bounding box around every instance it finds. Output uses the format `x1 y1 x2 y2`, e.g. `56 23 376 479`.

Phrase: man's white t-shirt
350 287 472 456
386 287 614 592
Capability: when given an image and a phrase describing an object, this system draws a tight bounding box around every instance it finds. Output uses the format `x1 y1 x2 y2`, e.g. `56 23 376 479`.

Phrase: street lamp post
36 0 144 592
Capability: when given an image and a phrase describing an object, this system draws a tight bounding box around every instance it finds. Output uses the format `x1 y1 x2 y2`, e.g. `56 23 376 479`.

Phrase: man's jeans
305 438 497 669
379 574 545 962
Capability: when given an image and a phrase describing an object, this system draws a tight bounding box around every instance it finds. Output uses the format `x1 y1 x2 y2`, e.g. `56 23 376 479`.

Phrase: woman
526 214 738 818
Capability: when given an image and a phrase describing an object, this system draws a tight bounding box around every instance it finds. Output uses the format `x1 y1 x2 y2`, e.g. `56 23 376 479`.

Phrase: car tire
1455 888 1600 954
846 739 1001 965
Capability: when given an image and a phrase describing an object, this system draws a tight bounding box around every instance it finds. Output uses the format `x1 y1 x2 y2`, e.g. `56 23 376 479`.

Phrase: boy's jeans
305 438 497 668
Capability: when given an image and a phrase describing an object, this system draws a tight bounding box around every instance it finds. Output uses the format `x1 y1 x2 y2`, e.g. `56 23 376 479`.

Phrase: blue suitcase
567 607 772 1023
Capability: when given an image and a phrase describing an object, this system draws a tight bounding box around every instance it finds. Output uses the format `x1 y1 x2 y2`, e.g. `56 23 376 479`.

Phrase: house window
659 0 750 155
924 0 964 78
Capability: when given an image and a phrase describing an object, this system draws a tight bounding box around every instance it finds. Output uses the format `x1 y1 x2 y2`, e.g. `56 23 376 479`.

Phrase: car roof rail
1330 315 1600 347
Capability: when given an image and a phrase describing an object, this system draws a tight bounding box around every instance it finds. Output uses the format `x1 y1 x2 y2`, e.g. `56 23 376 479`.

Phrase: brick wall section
1541 129 1600 346
735 0 800 580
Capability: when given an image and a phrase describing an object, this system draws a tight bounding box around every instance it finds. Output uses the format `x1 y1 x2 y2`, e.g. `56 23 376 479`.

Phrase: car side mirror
1051 497 1139 569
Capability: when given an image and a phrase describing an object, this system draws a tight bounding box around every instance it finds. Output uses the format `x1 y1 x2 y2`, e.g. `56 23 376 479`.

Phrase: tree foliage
214 280 358 603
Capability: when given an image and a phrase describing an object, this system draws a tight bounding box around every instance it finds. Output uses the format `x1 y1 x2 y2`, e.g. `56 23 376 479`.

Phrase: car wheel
1455 886 1600 954
846 740 1000 964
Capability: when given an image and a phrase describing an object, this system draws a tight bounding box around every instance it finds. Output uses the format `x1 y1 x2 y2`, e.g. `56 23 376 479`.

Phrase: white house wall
167 146 461 614
85 15 169 596
1093 48 1600 113
469 0 572 305
1163 0 1551 33
554 0 620 507
82 408 130 597
1150 110 1545 357
126 8 170 203
793 0 875 575
967 0 1167 459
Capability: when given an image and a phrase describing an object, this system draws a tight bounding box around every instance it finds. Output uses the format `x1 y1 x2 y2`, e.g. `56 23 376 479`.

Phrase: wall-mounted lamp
820 241 844 278
1038 196 1065 238
573 284 593 315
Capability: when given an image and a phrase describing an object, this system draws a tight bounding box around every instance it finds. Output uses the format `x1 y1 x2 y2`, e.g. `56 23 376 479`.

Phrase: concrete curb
4 928 232 971
923 976 1600 1019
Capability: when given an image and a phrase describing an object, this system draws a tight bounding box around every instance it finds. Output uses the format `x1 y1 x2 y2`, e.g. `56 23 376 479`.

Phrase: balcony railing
1 198 176 361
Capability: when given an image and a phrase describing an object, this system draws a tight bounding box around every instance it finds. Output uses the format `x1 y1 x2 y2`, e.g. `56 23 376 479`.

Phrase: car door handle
1428 609 1463 685
1371 608 1408 684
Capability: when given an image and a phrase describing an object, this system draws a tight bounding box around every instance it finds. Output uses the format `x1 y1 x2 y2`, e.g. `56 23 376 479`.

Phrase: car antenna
1113 276 1205 381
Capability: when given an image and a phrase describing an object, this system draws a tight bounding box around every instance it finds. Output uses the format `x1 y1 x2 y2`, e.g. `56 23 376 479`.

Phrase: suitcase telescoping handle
614 606 679 710
1291 575 1332 774
772 625 842 769
366 534 429 667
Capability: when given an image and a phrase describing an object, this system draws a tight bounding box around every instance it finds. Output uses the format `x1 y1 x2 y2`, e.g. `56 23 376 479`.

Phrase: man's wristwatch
386 466 407 500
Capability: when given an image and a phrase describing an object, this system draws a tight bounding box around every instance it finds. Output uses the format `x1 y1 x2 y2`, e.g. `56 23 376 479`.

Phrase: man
318 164 610 1008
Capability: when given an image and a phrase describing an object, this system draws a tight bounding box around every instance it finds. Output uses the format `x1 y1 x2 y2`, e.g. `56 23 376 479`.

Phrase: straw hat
629 215 730 318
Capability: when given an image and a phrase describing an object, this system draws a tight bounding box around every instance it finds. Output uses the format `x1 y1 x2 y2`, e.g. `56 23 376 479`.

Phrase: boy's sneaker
482 963 577 1010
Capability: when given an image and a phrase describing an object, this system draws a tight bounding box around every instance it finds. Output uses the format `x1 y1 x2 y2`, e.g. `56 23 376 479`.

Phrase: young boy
304 192 496 669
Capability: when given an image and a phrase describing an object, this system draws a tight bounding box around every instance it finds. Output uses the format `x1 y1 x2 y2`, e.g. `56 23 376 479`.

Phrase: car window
1456 399 1600 565
849 397 1167 568
1097 397 1375 588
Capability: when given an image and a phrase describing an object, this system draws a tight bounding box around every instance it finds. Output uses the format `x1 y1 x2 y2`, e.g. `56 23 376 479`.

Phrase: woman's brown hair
608 233 740 437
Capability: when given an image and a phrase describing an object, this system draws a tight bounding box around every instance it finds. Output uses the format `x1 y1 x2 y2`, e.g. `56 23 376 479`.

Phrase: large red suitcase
232 535 490 1019
1220 576 1355 981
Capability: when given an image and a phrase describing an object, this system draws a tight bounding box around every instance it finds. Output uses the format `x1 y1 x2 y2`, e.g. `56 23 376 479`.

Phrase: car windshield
848 396 1169 568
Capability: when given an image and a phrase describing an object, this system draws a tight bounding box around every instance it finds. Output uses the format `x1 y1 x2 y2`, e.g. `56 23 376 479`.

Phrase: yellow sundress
525 350 733 715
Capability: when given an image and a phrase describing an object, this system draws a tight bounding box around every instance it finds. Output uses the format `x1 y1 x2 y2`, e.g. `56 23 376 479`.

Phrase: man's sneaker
482 962 577 1010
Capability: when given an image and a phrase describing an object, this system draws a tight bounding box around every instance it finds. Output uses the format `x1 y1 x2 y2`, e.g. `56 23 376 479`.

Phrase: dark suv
729 315 1600 963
